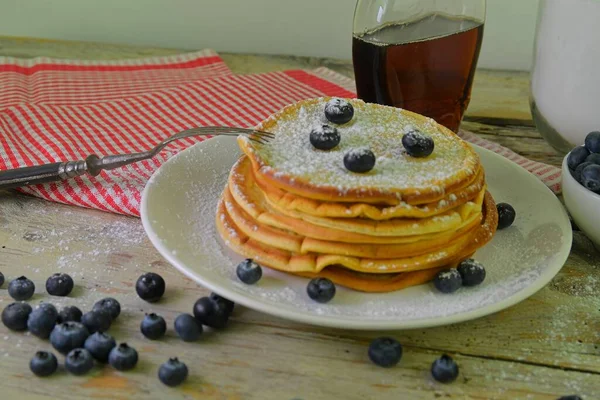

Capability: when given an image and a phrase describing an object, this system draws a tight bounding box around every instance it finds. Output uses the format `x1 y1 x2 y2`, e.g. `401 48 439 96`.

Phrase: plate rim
140 137 572 330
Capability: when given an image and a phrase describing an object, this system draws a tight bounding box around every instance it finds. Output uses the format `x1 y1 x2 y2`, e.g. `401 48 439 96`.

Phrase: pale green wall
0 0 539 71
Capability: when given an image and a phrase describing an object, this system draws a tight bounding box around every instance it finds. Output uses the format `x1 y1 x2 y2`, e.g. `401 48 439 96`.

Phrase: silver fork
0 126 274 190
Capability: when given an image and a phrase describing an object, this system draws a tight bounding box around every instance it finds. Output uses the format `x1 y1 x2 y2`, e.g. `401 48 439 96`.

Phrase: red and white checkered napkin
0 53 561 216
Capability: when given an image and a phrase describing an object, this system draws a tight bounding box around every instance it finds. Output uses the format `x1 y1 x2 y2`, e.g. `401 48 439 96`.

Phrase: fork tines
210 126 275 144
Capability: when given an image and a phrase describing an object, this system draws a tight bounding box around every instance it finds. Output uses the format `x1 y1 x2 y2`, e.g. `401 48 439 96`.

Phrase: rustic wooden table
0 36 598 400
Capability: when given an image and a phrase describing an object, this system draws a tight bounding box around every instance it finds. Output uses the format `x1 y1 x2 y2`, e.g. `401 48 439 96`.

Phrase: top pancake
239 97 481 206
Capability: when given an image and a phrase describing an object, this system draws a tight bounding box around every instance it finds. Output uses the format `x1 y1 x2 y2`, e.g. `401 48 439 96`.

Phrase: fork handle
0 160 88 190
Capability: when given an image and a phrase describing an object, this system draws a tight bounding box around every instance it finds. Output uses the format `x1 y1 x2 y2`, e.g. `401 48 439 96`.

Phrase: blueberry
193 297 230 329
2 302 32 331
431 354 459 383
0 271 4 288
158 357 189 387
65 348 94 375
433 269 462 294
29 351 58 377
343 148 376 173
567 146 590 170
306 277 336 303
584 131 600 153
84 332 116 363
8 276 35 301
45 273 74 296
141 313 167 340
457 259 486 287
210 292 235 314
324 98 354 125
585 152 600 165
81 310 112 334
496 202 516 230
236 259 262 284
581 164 600 193
309 124 341 151
58 305 82 323
402 130 435 158
368 337 403 368
136 272 165 303
50 321 90 355
92 297 121 320
108 343 138 371
557 396 583 400
174 314 203 342
573 162 593 184
27 303 58 338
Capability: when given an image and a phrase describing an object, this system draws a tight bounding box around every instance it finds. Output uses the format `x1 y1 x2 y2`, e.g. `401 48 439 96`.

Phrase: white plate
141 136 572 330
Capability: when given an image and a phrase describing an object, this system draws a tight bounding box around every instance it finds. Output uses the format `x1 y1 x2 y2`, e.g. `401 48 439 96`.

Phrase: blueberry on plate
457 259 486 287
27 303 58 339
210 292 235 315
65 348 94 375
58 305 83 324
2 302 32 331
585 152 600 165
84 331 116 363
8 276 35 301
584 130 600 153
92 297 121 320
174 314 203 342
108 343 138 371
567 146 590 170
402 130 435 158
557 396 583 400
581 164 600 193
431 354 459 383
141 313 167 340
368 337 403 368
306 278 336 303
433 269 462 294
324 98 354 125
45 273 74 296
135 273 166 303
50 321 90 355
0 271 4 288
30 351 58 377
193 297 230 329
158 358 189 387
496 202 516 229
81 310 112 334
344 148 376 173
573 161 593 184
236 259 263 285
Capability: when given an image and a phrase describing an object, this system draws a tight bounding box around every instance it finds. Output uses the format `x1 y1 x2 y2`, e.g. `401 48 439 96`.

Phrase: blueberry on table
431 354 459 383
65 348 94 375
557 396 583 400
324 98 354 125
310 124 341 151
27 303 58 339
0 271 4 287
236 259 263 285
58 305 83 324
158 358 189 387
45 273 74 296
210 292 235 314
368 337 403 368
344 148 376 173
81 310 112 334
567 146 590 170
573 161 593 184
84 332 116 363
457 259 486 287
92 297 121 320
30 351 58 377
135 273 166 303
193 297 230 329
50 321 90 355
433 269 462 294
584 130 600 153
306 278 336 303
496 203 516 230
402 130 435 158
174 314 203 342
8 276 35 301
141 313 167 340
108 343 138 371
2 302 32 331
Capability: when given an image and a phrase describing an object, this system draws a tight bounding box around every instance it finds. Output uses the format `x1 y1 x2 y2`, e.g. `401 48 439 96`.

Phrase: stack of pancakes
216 98 498 293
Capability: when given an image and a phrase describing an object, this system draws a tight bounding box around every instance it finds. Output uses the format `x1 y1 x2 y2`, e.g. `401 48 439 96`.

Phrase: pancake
239 97 481 205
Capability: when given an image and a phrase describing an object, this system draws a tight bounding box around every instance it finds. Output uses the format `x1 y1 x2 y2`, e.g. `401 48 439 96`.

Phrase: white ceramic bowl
562 154 600 248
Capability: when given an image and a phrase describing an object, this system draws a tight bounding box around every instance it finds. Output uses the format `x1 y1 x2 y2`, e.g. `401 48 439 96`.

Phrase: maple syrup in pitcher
353 14 484 132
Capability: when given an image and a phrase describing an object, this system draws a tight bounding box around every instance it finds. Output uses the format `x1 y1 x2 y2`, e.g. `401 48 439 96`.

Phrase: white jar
530 0 600 154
